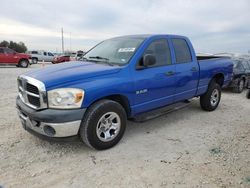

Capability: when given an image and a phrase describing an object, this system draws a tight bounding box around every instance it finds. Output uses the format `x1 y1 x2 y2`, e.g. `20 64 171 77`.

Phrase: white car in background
27 50 54 63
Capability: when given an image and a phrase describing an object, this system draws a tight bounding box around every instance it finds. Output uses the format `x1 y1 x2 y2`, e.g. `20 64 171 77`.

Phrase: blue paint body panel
23 34 233 117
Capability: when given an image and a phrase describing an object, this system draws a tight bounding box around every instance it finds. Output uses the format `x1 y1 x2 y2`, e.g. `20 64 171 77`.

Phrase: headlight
48 88 84 109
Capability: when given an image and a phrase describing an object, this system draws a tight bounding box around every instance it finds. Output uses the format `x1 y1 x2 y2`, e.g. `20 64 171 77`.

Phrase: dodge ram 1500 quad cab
16 34 233 150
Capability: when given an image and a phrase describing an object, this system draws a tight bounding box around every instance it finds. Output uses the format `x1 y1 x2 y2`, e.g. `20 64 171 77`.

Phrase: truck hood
24 61 121 88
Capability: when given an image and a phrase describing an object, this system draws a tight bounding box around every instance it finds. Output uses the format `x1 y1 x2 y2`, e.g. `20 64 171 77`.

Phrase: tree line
0 40 27 53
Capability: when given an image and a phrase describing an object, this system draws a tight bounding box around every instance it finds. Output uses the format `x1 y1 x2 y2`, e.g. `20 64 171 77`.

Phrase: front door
132 38 176 114
4 48 17 64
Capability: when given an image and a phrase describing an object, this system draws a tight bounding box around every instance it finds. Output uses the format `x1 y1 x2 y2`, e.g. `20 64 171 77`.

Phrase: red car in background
0 47 31 68
52 55 70 64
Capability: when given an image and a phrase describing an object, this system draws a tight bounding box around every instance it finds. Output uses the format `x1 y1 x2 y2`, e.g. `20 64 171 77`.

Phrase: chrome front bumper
16 96 86 138
17 109 81 137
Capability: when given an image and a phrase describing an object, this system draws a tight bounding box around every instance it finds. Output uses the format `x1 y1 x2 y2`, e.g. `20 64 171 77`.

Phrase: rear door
170 38 199 102
133 38 176 114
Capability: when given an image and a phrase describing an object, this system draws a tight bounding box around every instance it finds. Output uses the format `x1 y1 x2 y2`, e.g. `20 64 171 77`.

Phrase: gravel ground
0 63 250 188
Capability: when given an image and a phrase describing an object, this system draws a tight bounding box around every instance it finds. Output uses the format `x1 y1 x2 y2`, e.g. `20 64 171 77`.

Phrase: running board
132 101 191 122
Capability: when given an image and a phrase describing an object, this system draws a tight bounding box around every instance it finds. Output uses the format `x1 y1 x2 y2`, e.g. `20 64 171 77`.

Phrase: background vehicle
75 50 85 60
52 55 70 64
227 58 250 93
0 47 31 68
27 50 54 63
16 34 233 150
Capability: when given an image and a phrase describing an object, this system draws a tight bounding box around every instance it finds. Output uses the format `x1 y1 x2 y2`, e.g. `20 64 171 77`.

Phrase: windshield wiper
88 56 115 66
89 56 109 61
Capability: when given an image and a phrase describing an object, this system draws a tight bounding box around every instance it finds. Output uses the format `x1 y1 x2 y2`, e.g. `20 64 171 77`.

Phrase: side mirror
143 54 156 67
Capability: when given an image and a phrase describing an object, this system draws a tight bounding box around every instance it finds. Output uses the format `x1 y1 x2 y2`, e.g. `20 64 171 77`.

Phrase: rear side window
172 39 192 63
242 61 250 70
44 52 47 56
235 62 244 71
143 39 171 67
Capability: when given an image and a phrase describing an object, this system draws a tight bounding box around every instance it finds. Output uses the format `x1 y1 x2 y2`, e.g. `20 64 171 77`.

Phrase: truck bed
196 56 233 96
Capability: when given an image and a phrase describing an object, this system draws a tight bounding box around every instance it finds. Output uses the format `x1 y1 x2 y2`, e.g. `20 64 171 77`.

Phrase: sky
0 0 249 54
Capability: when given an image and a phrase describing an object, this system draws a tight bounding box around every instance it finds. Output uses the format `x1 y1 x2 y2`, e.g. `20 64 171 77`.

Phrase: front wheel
19 60 29 68
200 81 221 111
79 100 127 150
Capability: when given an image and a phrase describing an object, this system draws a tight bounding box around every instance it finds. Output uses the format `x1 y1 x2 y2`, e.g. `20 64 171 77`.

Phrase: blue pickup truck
16 34 233 150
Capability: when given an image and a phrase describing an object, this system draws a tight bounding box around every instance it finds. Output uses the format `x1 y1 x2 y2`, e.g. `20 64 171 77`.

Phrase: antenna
61 27 64 53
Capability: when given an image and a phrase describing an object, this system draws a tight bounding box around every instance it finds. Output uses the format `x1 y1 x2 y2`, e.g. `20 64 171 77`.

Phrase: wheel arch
19 58 29 63
211 73 224 87
87 94 131 117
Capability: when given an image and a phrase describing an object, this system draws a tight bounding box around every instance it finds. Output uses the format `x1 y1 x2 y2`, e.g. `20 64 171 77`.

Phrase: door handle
191 67 197 72
165 71 175 76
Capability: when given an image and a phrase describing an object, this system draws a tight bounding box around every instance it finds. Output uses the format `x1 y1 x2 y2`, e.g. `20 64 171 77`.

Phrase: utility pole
61 27 64 53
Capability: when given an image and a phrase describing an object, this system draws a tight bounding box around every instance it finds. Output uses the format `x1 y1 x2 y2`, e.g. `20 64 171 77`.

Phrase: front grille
26 83 39 94
18 76 47 109
28 95 41 107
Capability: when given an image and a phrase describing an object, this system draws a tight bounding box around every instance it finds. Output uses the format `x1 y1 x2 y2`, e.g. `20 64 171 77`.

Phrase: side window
142 39 171 67
0 48 4 53
172 38 192 63
48 52 54 56
4 48 15 54
236 62 244 71
242 61 250 70
44 52 47 56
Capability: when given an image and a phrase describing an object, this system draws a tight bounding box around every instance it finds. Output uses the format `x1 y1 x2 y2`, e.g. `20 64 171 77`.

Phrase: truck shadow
31 99 204 152
125 99 203 139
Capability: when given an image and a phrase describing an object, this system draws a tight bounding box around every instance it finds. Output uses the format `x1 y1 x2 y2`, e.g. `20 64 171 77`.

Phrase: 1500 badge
136 89 148 95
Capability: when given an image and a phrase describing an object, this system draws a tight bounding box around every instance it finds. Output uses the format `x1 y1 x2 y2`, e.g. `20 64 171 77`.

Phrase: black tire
247 89 250 99
32 58 38 64
200 81 221 111
233 79 244 93
19 59 29 68
79 99 127 150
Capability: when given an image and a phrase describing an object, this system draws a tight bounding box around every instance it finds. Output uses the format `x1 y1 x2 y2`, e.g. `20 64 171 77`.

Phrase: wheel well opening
213 73 224 86
104 95 131 117
19 58 28 63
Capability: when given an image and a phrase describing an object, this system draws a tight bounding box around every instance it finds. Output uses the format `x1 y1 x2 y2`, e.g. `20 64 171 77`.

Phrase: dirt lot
0 63 249 188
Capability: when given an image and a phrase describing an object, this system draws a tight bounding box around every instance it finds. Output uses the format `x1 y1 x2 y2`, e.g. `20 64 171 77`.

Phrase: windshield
83 38 144 65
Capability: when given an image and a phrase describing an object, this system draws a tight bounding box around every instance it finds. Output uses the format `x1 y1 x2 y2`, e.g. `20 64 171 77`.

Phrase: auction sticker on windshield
118 48 136 52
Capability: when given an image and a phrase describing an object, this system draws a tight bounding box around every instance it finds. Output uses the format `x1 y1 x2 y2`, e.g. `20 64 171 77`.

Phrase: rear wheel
19 60 29 68
79 100 127 150
200 81 221 111
32 58 38 64
233 79 244 93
